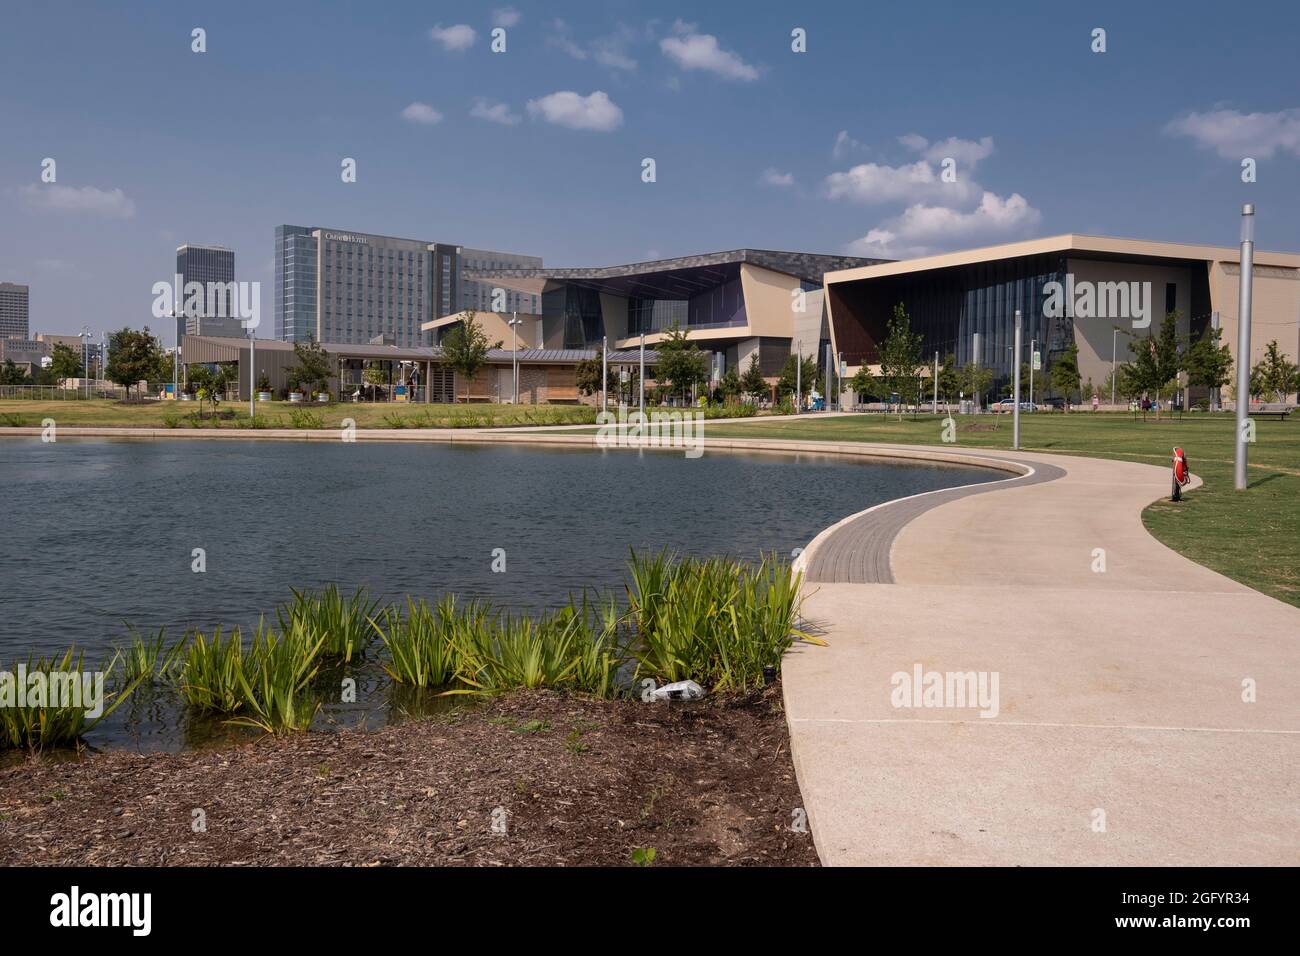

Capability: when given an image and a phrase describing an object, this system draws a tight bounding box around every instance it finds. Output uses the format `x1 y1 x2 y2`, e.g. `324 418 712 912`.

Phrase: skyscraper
273 225 541 346
0 282 30 339
176 244 241 336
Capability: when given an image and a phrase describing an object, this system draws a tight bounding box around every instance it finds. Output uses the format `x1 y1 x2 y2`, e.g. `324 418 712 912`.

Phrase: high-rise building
176 244 242 336
0 282 31 339
273 226 542 346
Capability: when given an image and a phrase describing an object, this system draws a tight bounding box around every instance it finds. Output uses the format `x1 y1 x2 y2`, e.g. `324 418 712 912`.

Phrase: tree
776 353 819 399
719 366 741 403
848 365 880 405
936 354 960 405
877 303 924 416
959 362 994 409
49 342 83 381
106 327 165 399
1050 342 1083 411
575 355 603 397
0 358 29 385
653 323 709 404
1125 312 1182 418
1183 324 1233 407
1251 340 1299 403
440 310 498 401
740 353 768 403
287 338 335 396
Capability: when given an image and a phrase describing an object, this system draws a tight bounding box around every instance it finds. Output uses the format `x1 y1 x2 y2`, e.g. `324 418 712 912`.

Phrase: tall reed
0 648 144 750
279 585 384 662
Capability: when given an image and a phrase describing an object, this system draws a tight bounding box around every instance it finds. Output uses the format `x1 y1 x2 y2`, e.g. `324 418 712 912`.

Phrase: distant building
176 244 242 337
0 282 30 339
274 225 542 347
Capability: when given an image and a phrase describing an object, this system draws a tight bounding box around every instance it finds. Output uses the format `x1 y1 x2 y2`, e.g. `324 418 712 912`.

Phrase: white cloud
549 20 638 70
833 130 867 160
847 191 1041 259
20 184 135 219
760 168 794 187
400 102 443 125
824 159 978 206
430 24 477 51
526 90 623 132
900 133 995 168
492 8 521 28
660 20 759 81
470 98 521 126
1165 107 1300 159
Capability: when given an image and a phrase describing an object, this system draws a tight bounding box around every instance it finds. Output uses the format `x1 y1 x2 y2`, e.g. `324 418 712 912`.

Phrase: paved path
784 447 1300 865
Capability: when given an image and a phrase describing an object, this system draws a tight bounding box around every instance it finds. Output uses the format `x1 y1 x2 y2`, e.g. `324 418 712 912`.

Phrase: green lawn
699 412 1300 608
0 398 597 430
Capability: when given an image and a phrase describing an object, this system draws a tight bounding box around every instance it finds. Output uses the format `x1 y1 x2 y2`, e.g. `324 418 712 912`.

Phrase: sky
2 0 1298 340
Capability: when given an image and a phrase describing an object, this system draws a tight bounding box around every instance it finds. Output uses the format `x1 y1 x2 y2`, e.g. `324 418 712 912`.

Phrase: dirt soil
0 686 818 867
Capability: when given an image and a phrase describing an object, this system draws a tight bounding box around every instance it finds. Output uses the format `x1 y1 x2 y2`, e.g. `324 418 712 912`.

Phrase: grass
694 411 1300 607
0 648 143 750
0 398 598 430
116 626 186 683
278 585 382 662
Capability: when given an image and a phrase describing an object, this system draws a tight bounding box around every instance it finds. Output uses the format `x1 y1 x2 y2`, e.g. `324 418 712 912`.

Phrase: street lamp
795 340 801 414
1234 204 1255 490
80 326 92 399
639 328 646 417
508 313 522 404
1012 310 1022 449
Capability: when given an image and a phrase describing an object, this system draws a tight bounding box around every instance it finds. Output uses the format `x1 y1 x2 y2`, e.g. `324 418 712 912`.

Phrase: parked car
992 398 1038 412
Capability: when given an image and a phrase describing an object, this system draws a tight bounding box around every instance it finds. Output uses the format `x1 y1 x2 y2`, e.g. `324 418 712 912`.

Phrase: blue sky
2 0 1298 339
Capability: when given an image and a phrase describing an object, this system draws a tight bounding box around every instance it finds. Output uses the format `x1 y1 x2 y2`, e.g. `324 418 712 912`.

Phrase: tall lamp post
601 335 608 412
795 340 801 413
80 326 92 399
508 314 522 404
1234 203 1255 491
639 329 646 417
247 325 255 419
1012 310 1023 449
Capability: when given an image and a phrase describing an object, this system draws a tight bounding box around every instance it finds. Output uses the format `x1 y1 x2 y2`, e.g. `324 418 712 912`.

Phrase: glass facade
628 297 688 335
274 226 316 342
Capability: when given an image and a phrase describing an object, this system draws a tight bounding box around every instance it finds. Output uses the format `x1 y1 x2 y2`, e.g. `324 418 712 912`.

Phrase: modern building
274 226 542 348
824 234 1300 403
181 333 654 405
440 249 881 385
0 282 31 339
176 244 241 337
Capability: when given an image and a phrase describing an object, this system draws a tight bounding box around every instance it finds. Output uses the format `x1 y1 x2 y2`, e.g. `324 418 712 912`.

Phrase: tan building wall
1209 262 1300 397
739 262 801 337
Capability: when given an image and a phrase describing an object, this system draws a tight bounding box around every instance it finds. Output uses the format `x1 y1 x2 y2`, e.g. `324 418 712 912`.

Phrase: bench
1248 403 1293 420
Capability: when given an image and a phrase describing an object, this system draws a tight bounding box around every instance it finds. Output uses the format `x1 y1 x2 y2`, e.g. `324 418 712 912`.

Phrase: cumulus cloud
526 90 623 132
1165 107 1300 159
900 133 995 168
492 7 521 28
760 168 795 187
400 102 443 125
20 184 136 219
824 159 979 206
660 20 759 81
430 24 477 51
832 130 867 160
470 98 521 126
847 192 1041 259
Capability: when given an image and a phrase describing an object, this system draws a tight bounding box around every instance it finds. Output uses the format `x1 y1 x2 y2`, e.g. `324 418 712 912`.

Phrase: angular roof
467 248 887 298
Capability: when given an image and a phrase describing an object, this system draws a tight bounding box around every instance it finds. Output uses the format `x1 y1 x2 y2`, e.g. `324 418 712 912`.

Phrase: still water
0 438 989 749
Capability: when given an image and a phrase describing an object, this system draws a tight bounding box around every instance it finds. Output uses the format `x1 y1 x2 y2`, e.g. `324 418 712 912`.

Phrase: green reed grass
279 584 384 662
0 648 144 750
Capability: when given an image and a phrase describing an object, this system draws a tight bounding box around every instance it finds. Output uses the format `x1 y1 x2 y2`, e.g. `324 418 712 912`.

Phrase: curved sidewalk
783 446 1300 866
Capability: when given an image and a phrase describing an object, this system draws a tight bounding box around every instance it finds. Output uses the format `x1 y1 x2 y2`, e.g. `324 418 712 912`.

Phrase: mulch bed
0 686 817 867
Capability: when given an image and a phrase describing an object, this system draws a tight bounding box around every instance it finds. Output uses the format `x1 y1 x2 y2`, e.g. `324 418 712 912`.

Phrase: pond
0 438 991 750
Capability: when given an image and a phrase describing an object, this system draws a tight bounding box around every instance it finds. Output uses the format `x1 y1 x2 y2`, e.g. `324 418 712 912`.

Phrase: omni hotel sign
323 232 370 244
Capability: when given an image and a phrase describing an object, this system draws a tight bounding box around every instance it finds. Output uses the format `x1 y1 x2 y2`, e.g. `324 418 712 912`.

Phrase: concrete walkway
783 447 1300 865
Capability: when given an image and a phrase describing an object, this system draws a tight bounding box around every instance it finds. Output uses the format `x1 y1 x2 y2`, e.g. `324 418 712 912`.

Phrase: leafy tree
959 362 995 409
1183 324 1233 406
106 327 165 399
440 310 499 401
936 353 960 404
0 358 29 385
1251 340 1299 403
653 323 709 404
575 355 603 397
740 353 767 402
1050 342 1083 410
287 338 335 395
719 366 741 402
1125 312 1182 417
776 353 819 398
848 365 880 404
49 342 83 380
877 303 924 416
